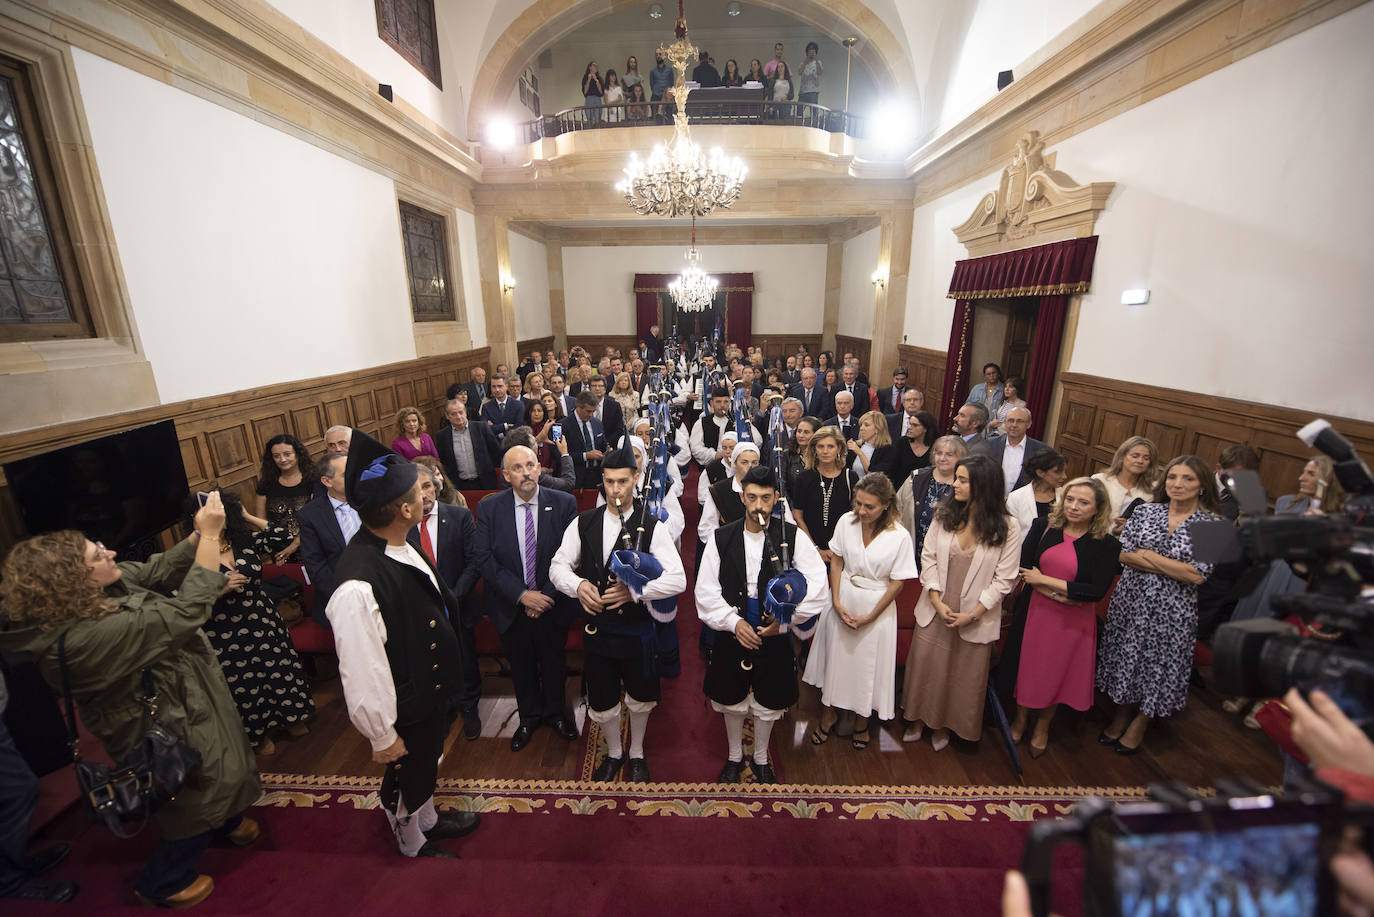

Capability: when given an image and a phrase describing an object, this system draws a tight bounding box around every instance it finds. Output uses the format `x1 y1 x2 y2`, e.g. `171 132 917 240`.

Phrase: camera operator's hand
1002 870 1061 917
1333 829 1374 916
195 490 226 539
1286 688 1374 778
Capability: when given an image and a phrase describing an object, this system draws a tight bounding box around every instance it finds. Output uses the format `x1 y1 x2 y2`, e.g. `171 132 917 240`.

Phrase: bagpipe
764 394 789 520
740 510 809 672
730 379 754 444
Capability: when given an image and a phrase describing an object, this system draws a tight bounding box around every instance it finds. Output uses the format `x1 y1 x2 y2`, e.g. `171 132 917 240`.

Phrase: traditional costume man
325 431 480 857
695 466 829 783
550 441 686 781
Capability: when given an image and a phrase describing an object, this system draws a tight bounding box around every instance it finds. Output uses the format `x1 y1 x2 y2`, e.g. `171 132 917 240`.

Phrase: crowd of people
0 332 1360 908
577 40 826 123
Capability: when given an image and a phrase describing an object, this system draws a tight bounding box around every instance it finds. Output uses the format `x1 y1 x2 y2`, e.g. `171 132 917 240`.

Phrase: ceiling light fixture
648 3 664 20
669 216 718 312
726 2 742 16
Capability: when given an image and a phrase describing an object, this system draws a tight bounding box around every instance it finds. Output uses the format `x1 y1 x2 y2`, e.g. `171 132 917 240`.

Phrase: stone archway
467 0 918 137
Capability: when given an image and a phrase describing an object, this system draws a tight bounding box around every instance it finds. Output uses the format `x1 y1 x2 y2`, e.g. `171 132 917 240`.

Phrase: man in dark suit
478 374 524 436
829 364 870 415
447 366 489 420
643 324 662 364
789 367 832 420
436 398 500 490
781 356 801 386
564 391 608 488
473 446 580 751
953 402 992 455
824 390 859 443
547 373 576 419
886 387 927 442
298 453 359 626
409 464 484 740
586 375 625 450
979 405 1049 493
876 366 908 415
741 364 764 400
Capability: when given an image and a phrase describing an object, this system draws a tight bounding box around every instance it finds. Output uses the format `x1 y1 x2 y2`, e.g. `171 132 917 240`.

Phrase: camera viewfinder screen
1114 822 1319 917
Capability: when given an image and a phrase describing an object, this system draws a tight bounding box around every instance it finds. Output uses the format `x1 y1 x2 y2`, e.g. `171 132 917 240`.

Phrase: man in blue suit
789 367 832 420
408 463 484 740
563 390 608 488
297 453 359 625
473 445 580 751
435 398 500 490
478 374 524 436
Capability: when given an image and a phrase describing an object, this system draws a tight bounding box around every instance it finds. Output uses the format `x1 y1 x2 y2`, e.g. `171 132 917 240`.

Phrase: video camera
1192 419 1374 724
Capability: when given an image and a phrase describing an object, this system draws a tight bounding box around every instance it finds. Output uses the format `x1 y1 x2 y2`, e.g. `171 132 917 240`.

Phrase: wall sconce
1120 288 1149 305
501 276 516 294
871 269 887 290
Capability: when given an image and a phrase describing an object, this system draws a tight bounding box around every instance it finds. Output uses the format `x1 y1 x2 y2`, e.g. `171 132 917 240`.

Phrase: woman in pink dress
389 406 439 461
1011 477 1120 757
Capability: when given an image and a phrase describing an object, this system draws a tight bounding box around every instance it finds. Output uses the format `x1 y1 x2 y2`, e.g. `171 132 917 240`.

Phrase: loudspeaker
997 70 1014 91
378 83 394 102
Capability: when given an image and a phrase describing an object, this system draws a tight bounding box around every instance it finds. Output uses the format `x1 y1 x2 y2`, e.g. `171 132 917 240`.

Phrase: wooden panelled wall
0 349 491 557
1053 373 1374 501
753 334 822 362
834 335 872 377
515 336 555 362
896 345 949 421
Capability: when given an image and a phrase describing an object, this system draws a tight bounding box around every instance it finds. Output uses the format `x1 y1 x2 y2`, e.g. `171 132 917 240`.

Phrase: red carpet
17 798 1084 915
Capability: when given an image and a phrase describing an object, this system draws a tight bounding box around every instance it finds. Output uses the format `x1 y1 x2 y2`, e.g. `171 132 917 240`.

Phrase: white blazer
913 514 1022 645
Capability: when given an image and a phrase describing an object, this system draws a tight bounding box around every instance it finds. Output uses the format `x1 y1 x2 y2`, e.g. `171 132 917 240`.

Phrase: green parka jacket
0 536 261 839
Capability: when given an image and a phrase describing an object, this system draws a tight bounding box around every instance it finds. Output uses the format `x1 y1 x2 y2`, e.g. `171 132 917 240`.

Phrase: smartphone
549 423 562 443
196 491 211 507
1021 789 1343 917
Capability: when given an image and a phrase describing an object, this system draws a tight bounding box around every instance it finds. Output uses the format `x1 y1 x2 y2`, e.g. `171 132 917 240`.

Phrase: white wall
266 0 468 138
561 244 827 334
839 227 882 337
902 2 1374 421
72 48 417 404
507 230 552 340
456 209 487 348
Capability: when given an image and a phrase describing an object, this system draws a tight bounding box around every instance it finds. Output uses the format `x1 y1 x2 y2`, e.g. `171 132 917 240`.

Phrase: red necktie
419 514 436 564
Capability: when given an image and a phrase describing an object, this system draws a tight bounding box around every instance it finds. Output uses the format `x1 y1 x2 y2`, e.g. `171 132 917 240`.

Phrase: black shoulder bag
56 633 202 838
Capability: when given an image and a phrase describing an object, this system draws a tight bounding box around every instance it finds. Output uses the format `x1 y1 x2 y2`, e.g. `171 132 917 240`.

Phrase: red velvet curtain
939 299 975 435
947 237 1099 300
633 272 754 345
1024 296 1067 440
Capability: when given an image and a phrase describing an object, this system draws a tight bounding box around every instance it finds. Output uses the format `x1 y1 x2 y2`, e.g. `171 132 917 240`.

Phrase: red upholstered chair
894 579 923 667
263 563 334 656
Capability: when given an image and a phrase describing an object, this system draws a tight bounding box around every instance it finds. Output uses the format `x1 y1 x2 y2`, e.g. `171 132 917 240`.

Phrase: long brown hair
934 454 1010 546
1 531 113 629
853 472 900 532
1152 454 1221 514
1103 435 1160 490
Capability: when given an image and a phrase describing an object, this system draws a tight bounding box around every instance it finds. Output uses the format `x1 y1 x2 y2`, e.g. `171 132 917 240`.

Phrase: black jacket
435 421 500 489
1019 518 1122 604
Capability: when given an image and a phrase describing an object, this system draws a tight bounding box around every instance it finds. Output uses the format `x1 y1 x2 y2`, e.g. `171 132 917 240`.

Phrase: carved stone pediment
953 131 1115 257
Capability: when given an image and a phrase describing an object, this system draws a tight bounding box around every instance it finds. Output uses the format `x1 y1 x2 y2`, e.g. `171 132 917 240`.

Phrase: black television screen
4 420 191 554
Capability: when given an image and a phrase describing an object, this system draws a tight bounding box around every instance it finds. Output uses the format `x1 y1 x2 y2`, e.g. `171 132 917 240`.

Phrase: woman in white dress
803 473 918 749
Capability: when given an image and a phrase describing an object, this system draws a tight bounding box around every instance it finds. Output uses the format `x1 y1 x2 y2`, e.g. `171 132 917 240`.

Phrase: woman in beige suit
901 454 1022 749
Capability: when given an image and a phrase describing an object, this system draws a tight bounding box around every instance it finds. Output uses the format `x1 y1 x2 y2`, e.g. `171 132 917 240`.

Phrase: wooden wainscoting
896 345 948 420
0 349 490 556
515 336 555 362
1052 372 1374 501
567 334 640 358
834 335 872 376
753 333 822 362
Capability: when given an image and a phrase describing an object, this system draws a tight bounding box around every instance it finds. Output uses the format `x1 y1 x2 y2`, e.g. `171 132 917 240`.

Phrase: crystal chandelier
669 219 718 311
615 1 745 217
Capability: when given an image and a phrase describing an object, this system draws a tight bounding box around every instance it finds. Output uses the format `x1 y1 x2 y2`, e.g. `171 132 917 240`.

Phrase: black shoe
510 724 536 752
3 878 78 903
22 842 70 877
625 757 651 783
592 755 623 782
461 709 481 741
428 811 481 840
413 841 459 859
1113 739 1142 756
551 716 580 741
748 761 779 784
717 759 745 784
1098 730 1122 746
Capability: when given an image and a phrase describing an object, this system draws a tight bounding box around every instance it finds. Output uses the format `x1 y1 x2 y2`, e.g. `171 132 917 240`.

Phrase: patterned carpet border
258 773 1160 821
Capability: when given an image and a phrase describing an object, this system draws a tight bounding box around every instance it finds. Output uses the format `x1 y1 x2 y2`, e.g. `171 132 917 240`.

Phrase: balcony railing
515 97 865 144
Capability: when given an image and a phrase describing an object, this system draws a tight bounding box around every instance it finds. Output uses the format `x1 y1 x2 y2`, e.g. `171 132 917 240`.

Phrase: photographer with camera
0 493 262 908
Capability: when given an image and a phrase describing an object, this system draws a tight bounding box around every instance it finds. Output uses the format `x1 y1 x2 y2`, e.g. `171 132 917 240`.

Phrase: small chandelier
669 217 718 312
615 1 745 217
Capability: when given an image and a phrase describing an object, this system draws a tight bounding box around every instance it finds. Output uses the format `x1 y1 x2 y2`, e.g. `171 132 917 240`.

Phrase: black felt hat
344 428 419 514
709 385 731 400
602 435 638 471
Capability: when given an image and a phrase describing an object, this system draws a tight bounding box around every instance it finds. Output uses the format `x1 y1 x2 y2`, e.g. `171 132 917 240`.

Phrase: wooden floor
262 653 1281 790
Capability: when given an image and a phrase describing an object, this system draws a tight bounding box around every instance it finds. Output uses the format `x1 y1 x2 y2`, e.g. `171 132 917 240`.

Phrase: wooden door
1002 298 1038 380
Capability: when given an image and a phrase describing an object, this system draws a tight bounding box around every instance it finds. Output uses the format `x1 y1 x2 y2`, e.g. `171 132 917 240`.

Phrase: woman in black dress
780 416 821 501
791 426 859 565
885 410 939 485
189 492 315 755
253 433 313 563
